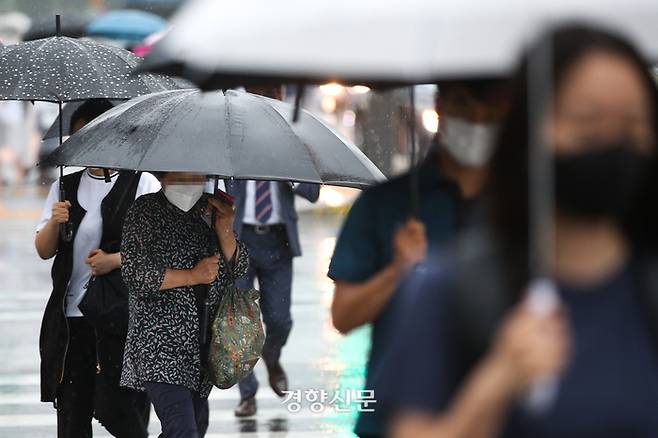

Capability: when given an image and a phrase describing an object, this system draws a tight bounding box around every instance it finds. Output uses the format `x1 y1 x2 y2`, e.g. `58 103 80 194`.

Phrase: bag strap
221 246 239 282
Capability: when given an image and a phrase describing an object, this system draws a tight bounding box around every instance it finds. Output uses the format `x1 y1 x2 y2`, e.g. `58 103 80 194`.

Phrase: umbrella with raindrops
0 36 181 102
0 15 186 241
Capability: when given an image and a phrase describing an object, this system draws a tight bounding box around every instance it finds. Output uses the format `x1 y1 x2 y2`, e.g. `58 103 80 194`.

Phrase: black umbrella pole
58 100 73 242
201 175 220 346
524 34 559 415
409 87 419 216
56 16 73 242
293 84 305 123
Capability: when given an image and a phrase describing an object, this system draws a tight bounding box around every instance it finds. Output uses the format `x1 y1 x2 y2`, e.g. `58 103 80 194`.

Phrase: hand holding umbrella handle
523 278 560 415
58 186 74 243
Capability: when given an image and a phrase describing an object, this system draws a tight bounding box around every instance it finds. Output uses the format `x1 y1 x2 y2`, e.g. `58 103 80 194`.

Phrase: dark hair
70 99 114 129
488 24 658 289
437 78 510 103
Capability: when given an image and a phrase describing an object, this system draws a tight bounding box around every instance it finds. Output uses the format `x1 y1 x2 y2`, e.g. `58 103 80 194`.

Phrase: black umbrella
41 76 193 140
24 14 89 41
0 39 181 102
45 89 385 188
0 15 184 241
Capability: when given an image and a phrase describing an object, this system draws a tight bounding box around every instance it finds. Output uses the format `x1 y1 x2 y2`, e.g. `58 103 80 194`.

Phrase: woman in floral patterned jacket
120 172 249 438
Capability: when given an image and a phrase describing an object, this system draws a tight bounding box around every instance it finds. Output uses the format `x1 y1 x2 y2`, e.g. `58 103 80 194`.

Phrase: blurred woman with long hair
382 25 658 438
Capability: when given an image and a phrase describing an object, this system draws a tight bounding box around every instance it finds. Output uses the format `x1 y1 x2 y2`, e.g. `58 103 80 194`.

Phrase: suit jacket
224 180 320 257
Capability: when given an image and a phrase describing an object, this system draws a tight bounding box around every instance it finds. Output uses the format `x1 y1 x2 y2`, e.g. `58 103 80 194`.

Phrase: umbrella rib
131 90 190 172
265 100 323 182
300 105 382 176
67 38 114 99
3 39 56 102
223 90 234 178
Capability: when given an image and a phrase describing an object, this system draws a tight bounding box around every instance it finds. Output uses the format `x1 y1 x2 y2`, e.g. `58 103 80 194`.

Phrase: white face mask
164 183 205 212
440 116 498 168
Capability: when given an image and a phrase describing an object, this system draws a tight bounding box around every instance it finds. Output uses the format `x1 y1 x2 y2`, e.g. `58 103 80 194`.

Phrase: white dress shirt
243 180 283 225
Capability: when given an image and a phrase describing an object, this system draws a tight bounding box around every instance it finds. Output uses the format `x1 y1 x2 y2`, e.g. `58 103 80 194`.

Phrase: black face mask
554 142 649 220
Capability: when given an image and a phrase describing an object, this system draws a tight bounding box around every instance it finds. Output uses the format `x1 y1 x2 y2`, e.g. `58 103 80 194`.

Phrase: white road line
0 408 335 427
0 312 43 322
0 390 282 405
0 374 39 385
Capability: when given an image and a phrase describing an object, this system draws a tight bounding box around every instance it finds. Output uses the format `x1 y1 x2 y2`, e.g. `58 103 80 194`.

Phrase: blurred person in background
227 85 321 417
0 100 39 185
327 79 509 438
384 25 658 438
34 101 64 186
120 171 249 437
35 99 161 438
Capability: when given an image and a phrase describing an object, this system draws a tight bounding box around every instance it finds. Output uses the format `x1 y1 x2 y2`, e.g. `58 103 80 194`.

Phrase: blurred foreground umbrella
141 0 658 217
0 15 184 241
87 10 167 45
46 89 385 188
142 0 658 88
24 14 89 41
127 0 183 17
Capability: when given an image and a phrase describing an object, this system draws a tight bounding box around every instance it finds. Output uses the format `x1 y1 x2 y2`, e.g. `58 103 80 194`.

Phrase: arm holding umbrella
330 195 427 334
121 197 220 293
35 197 71 259
387 271 569 438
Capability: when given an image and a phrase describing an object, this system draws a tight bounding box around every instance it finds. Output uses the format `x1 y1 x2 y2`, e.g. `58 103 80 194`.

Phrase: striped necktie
255 180 273 224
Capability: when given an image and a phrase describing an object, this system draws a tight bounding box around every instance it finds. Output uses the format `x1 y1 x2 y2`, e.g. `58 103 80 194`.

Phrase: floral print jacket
120 191 248 398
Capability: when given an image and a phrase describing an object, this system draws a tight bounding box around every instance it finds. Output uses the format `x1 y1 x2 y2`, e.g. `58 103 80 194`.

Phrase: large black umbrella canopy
46 89 385 189
41 74 196 139
24 14 90 41
0 36 182 102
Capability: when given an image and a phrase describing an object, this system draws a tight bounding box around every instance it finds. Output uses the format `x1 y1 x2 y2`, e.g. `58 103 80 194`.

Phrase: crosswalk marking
0 408 334 427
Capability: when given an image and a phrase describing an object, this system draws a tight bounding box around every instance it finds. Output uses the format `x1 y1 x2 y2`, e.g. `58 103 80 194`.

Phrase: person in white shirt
35 99 160 438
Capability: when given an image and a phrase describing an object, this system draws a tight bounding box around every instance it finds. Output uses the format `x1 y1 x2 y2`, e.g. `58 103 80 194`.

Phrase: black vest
39 170 140 402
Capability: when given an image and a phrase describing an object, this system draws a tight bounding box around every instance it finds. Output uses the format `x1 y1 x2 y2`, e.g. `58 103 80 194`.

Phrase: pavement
0 185 371 437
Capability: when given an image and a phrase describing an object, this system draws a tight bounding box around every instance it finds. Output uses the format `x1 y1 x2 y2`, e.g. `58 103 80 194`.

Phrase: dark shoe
234 396 257 417
266 361 288 397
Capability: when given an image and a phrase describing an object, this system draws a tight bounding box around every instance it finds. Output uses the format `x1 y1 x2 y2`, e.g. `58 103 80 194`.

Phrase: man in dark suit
225 179 320 416
226 84 321 417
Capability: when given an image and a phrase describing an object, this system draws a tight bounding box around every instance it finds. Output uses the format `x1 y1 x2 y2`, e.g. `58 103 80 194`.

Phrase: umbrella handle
58 184 74 242
522 278 560 415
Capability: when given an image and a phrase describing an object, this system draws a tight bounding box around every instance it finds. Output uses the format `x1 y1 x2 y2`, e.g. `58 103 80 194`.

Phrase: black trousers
237 226 294 400
144 382 209 438
56 317 150 438
56 317 96 438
